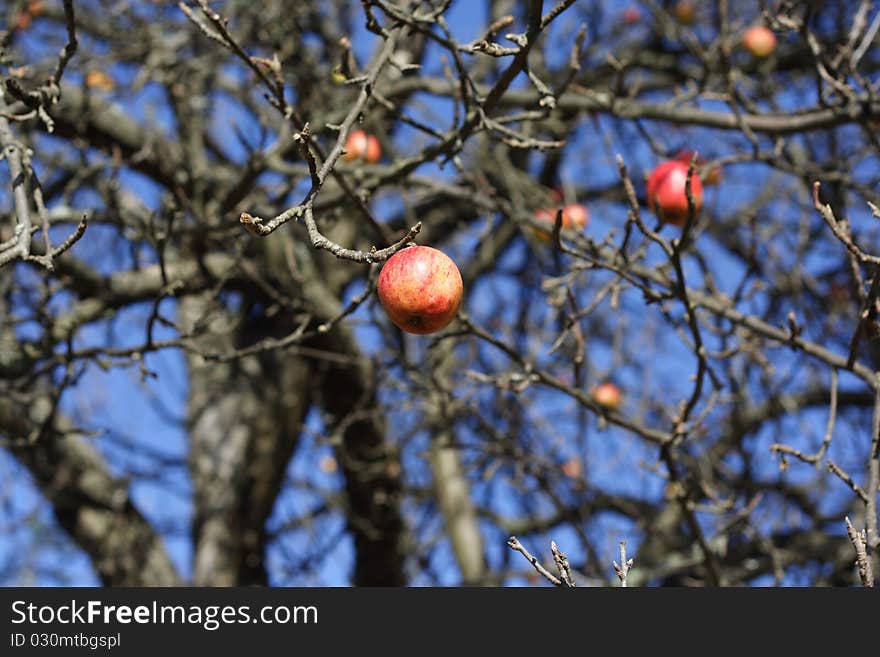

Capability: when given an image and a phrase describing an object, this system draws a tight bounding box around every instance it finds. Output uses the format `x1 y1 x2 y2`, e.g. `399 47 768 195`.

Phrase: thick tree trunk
181 293 314 586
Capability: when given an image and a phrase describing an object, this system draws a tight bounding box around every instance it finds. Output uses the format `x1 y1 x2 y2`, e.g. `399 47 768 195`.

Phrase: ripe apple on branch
529 187 589 242
343 129 382 164
622 7 641 26
673 0 696 25
675 150 722 187
591 382 623 411
646 159 704 227
531 203 590 242
377 245 463 335
742 26 777 59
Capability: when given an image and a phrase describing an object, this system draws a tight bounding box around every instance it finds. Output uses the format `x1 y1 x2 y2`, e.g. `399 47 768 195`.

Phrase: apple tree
0 0 878 587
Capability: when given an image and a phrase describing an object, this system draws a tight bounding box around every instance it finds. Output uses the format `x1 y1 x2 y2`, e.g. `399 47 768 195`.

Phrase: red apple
377 245 463 335
622 7 641 25
591 382 622 411
673 0 696 25
561 458 583 479
85 70 116 92
14 11 32 30
675 149 722 186
319 455 338 474
646 159 704 226
343 129 381 163
742 26 777 59
531 203 590 242
562 203 589 229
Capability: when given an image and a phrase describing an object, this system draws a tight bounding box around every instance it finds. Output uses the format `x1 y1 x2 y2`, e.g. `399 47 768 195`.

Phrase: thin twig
612 540 635 587
828 460 870 504
551 540 576 587
844 516 874 587
507 536 564 586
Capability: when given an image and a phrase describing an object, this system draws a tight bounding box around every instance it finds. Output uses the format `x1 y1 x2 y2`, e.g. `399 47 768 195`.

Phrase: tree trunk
181 292 314 585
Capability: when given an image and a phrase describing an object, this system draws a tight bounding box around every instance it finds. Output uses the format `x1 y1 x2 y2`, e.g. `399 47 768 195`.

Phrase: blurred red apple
646 159 704 226
86 70 116 92
673 0 696 25
532 203 589 241
14 1 44 31
675 149 722 186
377 245 463 334
743 26 777 59
561 458 583 479
562 203 589 228
14 11 32 30
591 382 622 411
622 7 641 25
343 129 381 163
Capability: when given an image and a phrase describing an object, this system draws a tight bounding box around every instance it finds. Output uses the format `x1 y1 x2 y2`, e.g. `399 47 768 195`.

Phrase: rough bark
181 292 314 586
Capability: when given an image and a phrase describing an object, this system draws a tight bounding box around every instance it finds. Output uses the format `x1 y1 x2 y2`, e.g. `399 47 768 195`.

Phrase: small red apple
13 1 44 31
85 70 116 92
561 458 583 479
531 203 590 241
622 7 641 25
343 129 381 163
742 25 777 59
591 382 622 411
14 11 32 30
377 245 463 335
319 455 338 474
562 203 589 229
673 0 696 25
646 159 704 227
675 149 722 186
